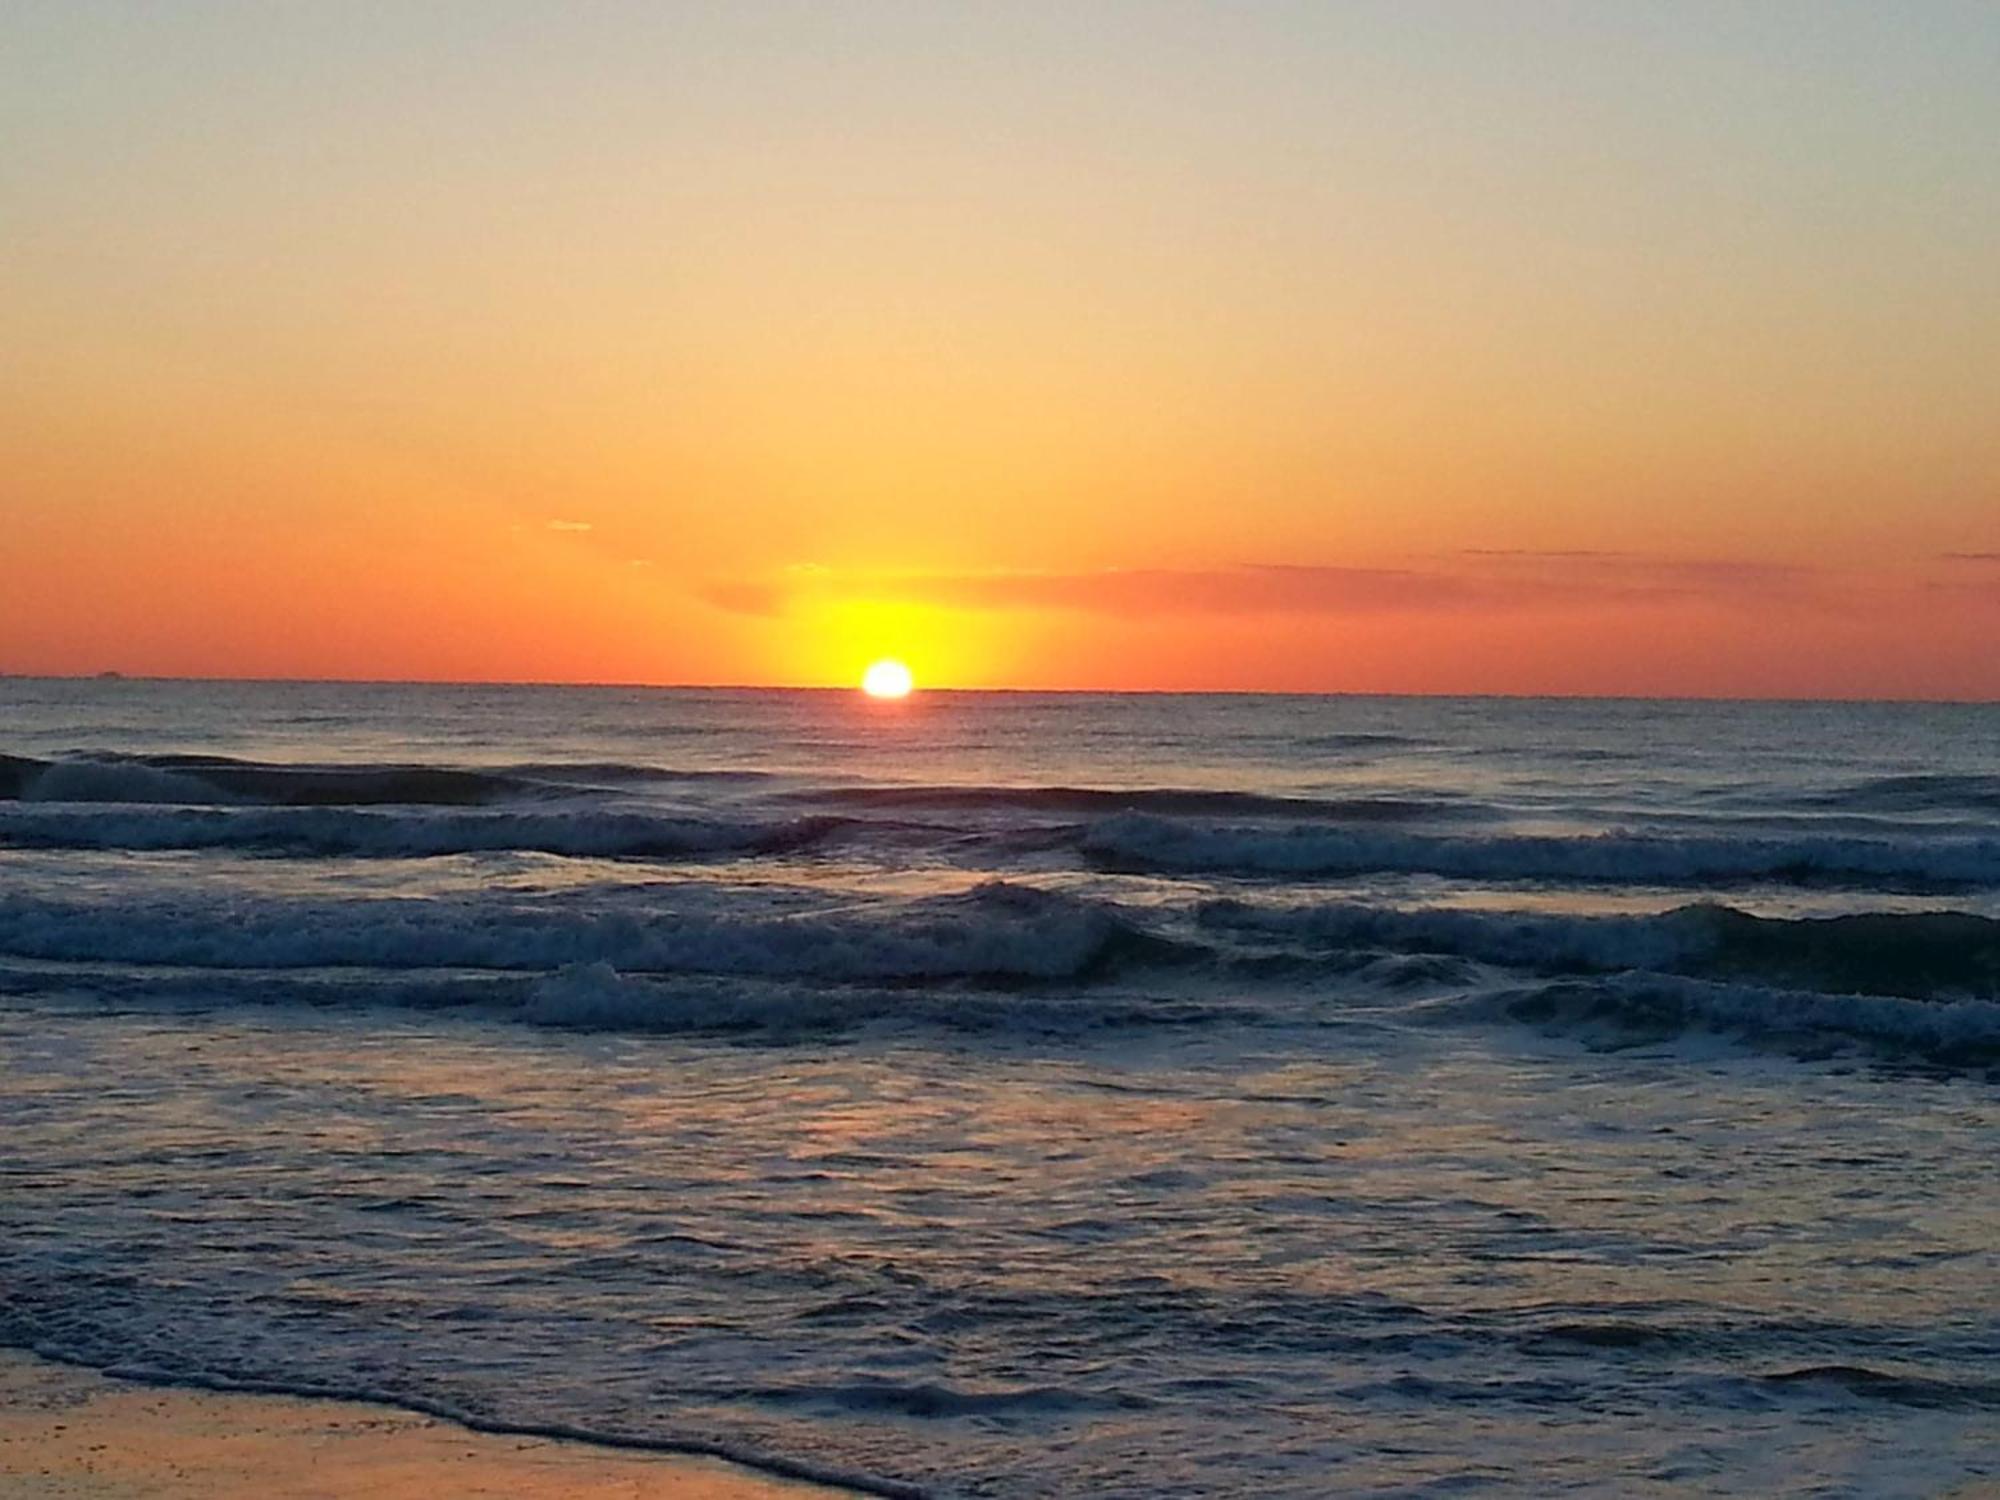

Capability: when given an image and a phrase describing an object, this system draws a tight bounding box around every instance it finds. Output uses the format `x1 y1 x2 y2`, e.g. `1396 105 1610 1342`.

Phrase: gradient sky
4 1 1996 695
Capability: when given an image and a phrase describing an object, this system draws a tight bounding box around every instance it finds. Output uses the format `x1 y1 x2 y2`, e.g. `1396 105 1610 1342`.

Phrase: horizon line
1 670 1993 708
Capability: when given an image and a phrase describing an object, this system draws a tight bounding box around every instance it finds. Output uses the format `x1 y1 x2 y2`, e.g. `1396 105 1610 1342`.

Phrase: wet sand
0 1350 856 1500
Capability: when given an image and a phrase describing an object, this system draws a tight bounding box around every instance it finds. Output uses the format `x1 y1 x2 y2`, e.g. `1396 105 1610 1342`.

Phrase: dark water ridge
0 751 781 807
1458 974 2000 1068
1201 900 2000 1000
0 804 851 859
0 751 540 806
784 782 1465 821
1810 772 2000 814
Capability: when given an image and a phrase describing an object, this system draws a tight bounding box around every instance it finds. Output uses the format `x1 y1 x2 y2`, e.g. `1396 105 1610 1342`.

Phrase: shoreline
0 1349 868 1500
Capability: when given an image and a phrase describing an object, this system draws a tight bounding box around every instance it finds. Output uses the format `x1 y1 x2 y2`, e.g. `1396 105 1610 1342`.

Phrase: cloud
699 579 788 616
699 555 1836 620
1457 549 1816 598
1940 551 2000 562
1460 548 1628 560
547 519 594 533
889 565 1493 616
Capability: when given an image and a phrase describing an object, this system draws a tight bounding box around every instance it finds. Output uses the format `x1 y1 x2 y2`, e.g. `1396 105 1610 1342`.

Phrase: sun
860 659 915 699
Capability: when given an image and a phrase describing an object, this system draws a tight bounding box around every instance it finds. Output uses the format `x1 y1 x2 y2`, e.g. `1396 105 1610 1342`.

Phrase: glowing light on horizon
861 659 915 699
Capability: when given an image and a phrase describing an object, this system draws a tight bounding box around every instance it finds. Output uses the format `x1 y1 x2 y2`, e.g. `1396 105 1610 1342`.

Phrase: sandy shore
0 1350 859 1499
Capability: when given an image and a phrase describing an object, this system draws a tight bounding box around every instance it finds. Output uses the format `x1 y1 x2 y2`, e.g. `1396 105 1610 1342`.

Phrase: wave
1085 814 2000 889
1293 731 1427 752
0 752 559 807
1814 773 2000 815
1458 972 2000 1067
1752 1364 2000 1411
793 783 1456 822
502 761 776 786
0 804 843 859
0 751 781 808
1199 901 2000 1001
518 964 1245 1034
0 882 1169 987
0 960 1249 1037
745 1376 1139 1419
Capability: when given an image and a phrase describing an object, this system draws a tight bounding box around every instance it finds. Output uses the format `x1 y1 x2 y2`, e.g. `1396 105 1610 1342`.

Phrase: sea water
0 679 1995 1496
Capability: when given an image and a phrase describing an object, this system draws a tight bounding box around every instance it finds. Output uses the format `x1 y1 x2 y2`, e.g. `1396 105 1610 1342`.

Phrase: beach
0 1351 851 1500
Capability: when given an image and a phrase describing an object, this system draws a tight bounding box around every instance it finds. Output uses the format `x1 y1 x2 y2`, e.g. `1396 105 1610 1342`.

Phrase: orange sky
3 4 1996 697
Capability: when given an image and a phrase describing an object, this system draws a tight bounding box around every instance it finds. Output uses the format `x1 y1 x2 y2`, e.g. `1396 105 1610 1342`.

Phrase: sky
3 1 1996 696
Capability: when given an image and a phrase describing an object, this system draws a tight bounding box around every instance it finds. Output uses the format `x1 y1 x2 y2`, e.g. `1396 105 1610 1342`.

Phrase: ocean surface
1 679 1996 1498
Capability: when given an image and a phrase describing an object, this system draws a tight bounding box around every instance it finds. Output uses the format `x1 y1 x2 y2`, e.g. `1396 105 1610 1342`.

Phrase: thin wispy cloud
546 520 594 533
700 580 789 616
1460 548 1628 560
700 555 1846 620
891 565 1495 617
1456 552 1821 604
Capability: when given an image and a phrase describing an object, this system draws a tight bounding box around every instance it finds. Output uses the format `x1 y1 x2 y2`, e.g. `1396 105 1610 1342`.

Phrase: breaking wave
0 882 1166 986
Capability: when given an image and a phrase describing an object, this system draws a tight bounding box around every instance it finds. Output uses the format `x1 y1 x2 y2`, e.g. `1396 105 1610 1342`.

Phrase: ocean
1 678 1995 1497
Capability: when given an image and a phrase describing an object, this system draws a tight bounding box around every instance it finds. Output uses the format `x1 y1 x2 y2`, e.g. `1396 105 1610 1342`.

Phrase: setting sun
860 659 915 699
